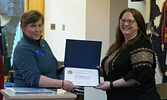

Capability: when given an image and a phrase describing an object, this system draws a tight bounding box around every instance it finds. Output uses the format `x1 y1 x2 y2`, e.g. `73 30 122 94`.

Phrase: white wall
44 0 86 61
128 0 146 19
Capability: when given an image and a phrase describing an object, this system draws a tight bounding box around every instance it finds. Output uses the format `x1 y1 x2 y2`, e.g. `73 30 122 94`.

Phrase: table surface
0 88 77 100
156 83 167 99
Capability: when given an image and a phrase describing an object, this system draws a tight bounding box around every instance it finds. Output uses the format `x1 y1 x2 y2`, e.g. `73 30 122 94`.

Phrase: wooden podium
0 89 76 100
156 83 167 100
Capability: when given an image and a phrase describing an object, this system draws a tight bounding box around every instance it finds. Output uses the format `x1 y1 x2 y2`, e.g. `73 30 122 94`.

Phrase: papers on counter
5 87 55 94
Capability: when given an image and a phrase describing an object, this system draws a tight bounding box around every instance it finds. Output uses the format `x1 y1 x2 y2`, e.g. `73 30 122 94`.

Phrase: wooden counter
156 83 167 100
0 89 77 100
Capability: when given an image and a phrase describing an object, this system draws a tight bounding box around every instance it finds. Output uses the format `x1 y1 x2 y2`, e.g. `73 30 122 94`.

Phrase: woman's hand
63 80 77 91
96 66 103 77
95 81 111 91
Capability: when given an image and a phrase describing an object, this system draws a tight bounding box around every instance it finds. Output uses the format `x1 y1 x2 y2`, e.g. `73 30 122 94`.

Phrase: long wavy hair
106 8 150 56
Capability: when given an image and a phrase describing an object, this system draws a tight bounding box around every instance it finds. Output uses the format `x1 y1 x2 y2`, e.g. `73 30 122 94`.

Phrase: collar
23 33 42 46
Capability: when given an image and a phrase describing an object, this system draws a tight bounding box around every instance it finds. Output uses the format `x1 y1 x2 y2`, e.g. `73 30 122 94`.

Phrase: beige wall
86 0 110 60
85 0 110 99
110 0 128 45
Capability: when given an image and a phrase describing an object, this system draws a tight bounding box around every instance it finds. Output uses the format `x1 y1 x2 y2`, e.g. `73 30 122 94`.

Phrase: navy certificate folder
64 39 102 69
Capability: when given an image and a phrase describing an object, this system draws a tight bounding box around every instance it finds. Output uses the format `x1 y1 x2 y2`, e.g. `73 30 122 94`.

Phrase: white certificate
64 67 100 87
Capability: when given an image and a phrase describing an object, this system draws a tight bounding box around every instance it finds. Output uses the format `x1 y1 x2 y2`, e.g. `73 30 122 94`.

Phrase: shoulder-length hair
106 8 150 56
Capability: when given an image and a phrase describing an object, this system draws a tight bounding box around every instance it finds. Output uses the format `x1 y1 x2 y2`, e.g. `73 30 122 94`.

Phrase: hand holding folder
64 39 102 86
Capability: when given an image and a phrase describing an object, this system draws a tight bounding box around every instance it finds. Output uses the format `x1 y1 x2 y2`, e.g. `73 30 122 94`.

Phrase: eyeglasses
120 19 136 25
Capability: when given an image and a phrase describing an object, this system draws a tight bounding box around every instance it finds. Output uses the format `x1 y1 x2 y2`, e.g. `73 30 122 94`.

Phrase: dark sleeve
123 40 156 86
14 46 41 87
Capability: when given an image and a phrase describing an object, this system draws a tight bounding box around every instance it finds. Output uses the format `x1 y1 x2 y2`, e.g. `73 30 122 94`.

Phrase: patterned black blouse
101 39 160 100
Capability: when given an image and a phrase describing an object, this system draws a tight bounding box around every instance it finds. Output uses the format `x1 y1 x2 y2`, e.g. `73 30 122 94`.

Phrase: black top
101 39 160 100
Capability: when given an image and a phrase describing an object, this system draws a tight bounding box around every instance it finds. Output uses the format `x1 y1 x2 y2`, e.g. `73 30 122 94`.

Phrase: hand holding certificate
64 39 102 87
64 67 99 86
